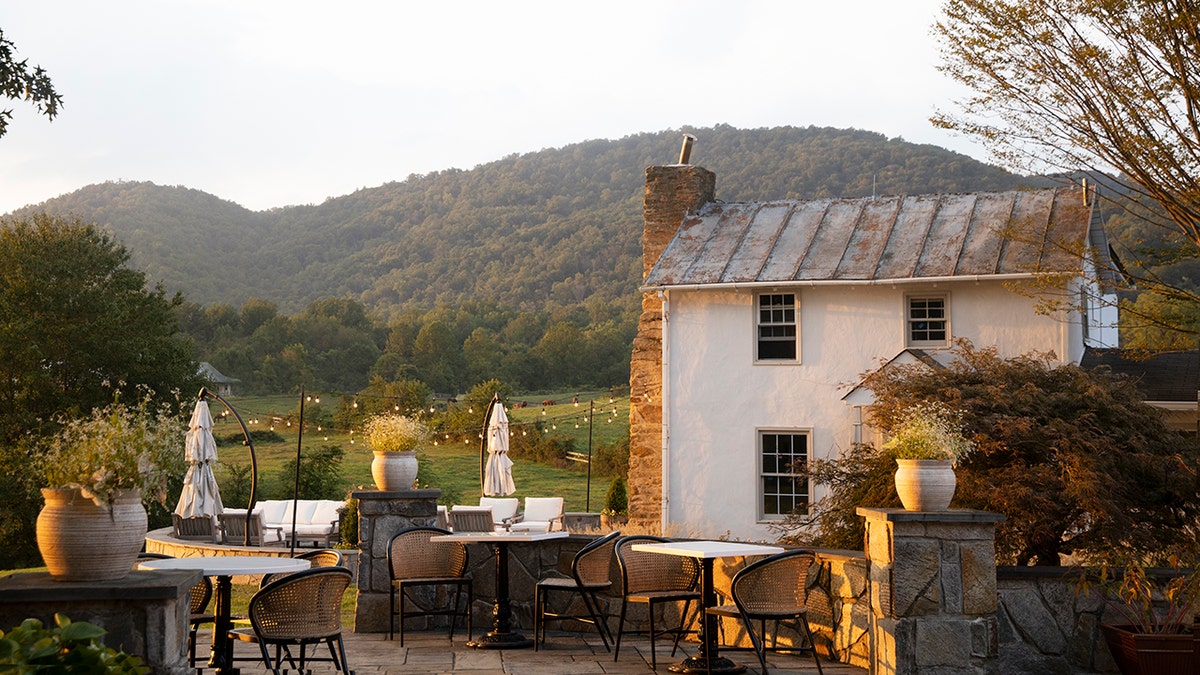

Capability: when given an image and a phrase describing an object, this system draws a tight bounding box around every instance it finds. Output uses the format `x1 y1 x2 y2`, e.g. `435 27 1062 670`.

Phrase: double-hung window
759 430 809 519
906 294 949 347
757 293 797 361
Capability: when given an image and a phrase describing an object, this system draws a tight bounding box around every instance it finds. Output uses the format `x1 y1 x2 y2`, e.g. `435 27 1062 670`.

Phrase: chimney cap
678 133 697 165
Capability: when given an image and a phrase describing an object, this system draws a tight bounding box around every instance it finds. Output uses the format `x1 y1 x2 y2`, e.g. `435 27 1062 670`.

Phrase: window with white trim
759 430 809 519
906 294 949 347
756 293 797 361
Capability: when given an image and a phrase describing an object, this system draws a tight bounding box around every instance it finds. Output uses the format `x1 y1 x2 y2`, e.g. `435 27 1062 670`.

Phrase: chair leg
335 635 351 673
580 589 612 651
613 599 629 663
799 616 823 675
389 584 396 641
399 586 407 647
648 601 658 670
449 584 462 642
534 584 544 651
670 599 696 657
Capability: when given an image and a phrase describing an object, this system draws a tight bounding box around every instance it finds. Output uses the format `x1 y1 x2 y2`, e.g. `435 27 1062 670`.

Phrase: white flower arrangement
363 413 428 453
882 401 974 464
38 390 186 509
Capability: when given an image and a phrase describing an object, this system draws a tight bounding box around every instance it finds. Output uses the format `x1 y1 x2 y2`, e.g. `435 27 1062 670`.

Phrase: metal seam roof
642 188 1099 290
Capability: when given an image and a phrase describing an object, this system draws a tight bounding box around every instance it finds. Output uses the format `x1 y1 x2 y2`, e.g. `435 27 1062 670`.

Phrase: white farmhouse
627 164 1118 541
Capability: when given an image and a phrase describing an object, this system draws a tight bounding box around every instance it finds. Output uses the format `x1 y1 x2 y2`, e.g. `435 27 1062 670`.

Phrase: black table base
467 541 535 649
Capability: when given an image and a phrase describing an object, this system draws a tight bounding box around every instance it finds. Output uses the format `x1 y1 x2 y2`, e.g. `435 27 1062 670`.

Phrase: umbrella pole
199 386 258 547
480 394 498 497
291 386 305 556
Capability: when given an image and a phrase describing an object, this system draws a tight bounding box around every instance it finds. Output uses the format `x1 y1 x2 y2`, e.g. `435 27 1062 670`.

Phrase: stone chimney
627 164 716 531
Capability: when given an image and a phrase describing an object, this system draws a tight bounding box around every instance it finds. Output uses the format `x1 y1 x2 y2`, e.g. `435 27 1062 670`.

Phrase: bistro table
632 540 784 674
432 530 570 649
137 555 310 675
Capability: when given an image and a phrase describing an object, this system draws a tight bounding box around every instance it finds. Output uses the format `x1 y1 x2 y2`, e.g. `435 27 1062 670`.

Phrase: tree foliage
935 0 1200 345
0 28 62 139
0 214 201 569
784 340 1200 566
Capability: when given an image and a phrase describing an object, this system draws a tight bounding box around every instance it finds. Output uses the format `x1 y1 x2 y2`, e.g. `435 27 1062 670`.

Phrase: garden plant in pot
36 390 184 582
365 412 428 491
882 402 974 511
600 476 628 530
1078 555 1200 675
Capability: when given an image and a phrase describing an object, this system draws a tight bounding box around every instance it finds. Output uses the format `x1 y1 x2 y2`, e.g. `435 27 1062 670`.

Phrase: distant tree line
177 295 636 396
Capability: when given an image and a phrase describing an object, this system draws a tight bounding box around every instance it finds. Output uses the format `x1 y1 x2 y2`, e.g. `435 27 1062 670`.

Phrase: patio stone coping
856 507 1006 524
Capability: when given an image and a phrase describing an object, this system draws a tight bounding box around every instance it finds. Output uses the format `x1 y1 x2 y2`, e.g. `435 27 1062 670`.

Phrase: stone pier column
857 508 1004 675
351 488 440 632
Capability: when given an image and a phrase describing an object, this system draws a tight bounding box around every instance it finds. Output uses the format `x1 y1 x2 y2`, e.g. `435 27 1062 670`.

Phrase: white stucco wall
661 280 1080 541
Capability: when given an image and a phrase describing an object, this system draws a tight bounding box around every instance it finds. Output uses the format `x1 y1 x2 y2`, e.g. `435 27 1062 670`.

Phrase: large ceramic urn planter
372 450 419 491
1101 623 1200 675
36 487 147 581
894 459 956 511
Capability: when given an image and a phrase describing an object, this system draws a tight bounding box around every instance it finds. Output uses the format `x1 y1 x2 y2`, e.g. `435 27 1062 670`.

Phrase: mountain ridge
8 124 1035 316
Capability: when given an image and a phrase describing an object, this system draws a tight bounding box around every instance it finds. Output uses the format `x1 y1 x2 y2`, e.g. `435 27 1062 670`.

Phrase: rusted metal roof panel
642 187 1095 289
757 200 830 281
794 200 865 280
835 196 903 280
721 202 794 283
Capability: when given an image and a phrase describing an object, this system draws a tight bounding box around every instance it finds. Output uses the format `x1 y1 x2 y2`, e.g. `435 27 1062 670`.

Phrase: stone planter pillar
857 507 1004 675
351 488 440 632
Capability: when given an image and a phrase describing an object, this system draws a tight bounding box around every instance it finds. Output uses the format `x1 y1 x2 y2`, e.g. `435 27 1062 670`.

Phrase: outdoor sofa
220 499 343 547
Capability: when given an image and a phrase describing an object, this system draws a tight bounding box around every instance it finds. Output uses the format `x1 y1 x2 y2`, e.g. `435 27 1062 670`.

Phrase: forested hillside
9 125 1040 395
14 125 1030 316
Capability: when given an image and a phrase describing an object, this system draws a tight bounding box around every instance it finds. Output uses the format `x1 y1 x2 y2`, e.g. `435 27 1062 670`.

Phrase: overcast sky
0 1 987 215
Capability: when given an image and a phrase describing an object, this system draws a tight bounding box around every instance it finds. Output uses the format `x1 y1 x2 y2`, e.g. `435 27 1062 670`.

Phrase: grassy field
213 390 629 513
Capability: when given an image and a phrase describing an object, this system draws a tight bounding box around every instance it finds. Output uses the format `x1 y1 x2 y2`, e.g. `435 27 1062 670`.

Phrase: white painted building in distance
626 164 1119 541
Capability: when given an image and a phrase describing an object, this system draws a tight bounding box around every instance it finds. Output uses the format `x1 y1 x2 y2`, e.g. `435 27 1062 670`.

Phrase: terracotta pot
894 459 956 511
371 450 419 491
1101 623 1200 675
36 487 147 581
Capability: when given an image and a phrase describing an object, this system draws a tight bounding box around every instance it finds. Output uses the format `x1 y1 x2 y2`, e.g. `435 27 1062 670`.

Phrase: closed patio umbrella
174 399 224 519
482 397 516 497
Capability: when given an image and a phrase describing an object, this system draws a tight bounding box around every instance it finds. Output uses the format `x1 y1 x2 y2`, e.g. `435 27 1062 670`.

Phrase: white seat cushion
522 497 563 521
479 497 519 524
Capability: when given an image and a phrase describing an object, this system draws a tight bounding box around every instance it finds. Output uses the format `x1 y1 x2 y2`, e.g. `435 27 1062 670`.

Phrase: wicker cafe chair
135 552 214 669
705 549 823 675
612 535 702 670
230 566 353 674
387 526 473 646
534 530 620 651
259 548 344 589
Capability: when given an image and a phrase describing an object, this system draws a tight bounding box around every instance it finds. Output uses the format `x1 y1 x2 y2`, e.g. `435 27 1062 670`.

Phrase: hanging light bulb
352 401 358 408
314 397 320 404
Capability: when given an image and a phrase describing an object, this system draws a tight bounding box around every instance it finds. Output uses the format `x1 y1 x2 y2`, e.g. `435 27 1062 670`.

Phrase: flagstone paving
195 628 866 674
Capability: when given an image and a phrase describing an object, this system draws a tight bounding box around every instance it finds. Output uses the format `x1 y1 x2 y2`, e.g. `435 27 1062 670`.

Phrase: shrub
603 476 628 516
0 614 148 673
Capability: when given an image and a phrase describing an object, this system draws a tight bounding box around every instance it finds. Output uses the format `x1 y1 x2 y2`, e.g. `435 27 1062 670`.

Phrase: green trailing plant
602 476 628 517
0 614 148 673
338 496 358 548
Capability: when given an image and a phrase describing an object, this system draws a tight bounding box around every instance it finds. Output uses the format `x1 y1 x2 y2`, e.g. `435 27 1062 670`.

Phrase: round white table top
137 555 310 576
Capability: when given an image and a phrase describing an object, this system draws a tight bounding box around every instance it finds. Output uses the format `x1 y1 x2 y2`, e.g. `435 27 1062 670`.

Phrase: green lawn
214 391 628 513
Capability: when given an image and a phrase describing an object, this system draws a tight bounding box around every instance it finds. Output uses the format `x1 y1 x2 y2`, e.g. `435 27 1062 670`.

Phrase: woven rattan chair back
249 567 352 641
732 549 816 615
260 548 345 588
387 526 473 644
448 508 495 533
388 526 468 581
574 530 621 588
615 535 700 595
299 548 344 568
